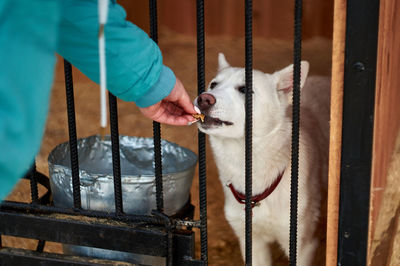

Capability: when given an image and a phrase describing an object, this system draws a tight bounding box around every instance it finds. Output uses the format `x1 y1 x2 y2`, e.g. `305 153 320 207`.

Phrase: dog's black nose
197 93 216 111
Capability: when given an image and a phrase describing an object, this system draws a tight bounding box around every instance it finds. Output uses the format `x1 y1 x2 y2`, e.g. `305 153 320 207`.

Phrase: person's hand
139 78 197 126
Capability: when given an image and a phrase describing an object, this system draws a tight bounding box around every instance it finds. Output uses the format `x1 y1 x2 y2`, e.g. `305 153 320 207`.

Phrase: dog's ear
275 61 309 93
218 53 231 71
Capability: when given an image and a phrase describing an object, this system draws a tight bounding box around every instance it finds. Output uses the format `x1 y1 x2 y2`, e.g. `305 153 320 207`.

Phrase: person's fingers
166 78 196 115
165 115 193 126
139 77 199 126
164 102 184 116
140 102 195 126
160 102 196 125
154 110 193 125
177 90 197 115
182 114 197 122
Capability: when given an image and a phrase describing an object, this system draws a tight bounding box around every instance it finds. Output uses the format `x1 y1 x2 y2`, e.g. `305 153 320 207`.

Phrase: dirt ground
4 31 333 265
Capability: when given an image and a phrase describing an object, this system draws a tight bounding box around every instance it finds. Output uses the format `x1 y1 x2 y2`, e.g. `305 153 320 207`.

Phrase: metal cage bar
108 92 124 214
63 60 82 210
149 0 164 214
148 1 176 265
289 0 303 265
36 240 45 253
28 163 39 204
27 163 47 252
244 0 253 265
196 0 208 263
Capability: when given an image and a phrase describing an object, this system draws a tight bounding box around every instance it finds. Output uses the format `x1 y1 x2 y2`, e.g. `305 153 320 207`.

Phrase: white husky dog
194 53 329 265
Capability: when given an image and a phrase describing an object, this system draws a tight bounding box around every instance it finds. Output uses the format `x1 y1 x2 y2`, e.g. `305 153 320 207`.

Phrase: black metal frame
0 201 198 264
337 0 380 265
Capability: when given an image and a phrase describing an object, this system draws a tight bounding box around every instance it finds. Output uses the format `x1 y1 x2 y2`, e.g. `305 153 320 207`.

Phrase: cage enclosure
0 0 399 265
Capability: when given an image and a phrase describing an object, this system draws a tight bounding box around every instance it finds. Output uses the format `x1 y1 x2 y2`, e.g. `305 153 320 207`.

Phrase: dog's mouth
200 115 233 128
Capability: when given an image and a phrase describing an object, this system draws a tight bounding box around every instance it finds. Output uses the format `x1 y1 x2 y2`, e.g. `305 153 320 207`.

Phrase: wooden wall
369 0 400 262
328 0 400 264
118 0 333 40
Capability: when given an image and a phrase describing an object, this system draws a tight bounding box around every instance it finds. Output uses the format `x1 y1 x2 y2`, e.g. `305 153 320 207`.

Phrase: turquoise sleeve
0 1 60 199
57 0 176 107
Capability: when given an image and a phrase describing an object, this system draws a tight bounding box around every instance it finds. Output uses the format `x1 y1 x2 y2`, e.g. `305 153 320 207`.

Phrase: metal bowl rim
48 135 198 182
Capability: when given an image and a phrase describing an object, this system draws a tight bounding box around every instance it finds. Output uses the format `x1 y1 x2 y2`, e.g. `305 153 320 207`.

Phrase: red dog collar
228 172 284 208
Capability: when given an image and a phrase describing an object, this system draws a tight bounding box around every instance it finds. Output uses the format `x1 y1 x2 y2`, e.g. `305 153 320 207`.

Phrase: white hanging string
98 0 109 135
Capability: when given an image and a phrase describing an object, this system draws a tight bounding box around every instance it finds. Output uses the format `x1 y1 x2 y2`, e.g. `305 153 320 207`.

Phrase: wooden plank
369 132 400 266
368 0 400 262
326 0 346 265
119 0 333 40
117 0 149 34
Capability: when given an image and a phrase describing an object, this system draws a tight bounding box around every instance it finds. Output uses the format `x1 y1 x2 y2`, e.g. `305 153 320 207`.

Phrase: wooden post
326 0 346 265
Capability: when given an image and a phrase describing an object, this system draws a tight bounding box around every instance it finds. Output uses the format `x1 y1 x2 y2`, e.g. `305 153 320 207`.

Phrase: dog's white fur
195 53 329 265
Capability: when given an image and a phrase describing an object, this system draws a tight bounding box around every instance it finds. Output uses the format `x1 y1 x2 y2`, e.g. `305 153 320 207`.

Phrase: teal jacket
0 0 176 199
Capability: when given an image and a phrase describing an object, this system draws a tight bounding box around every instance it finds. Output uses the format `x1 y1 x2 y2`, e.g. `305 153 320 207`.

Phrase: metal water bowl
48 135 197 265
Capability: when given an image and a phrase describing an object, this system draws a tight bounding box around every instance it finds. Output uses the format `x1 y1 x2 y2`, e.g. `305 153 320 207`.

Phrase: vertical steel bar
149 0 164 214
28 163 46 251
290 0 303 265
108 93 123 214
153 121 163 212
29 163 39 204
64 60 81 210
149 2 171 265
36 240 45 252
244 0 253 265
196 0 208 263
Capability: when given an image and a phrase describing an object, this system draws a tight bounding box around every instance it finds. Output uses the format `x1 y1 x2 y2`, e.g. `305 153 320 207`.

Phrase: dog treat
192 113 205 122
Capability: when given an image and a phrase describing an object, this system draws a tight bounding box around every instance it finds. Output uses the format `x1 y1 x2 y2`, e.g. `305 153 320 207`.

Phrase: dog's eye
209 82 218 89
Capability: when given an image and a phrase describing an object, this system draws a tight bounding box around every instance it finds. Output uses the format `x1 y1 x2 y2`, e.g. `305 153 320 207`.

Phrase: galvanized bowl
48 135 197 265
